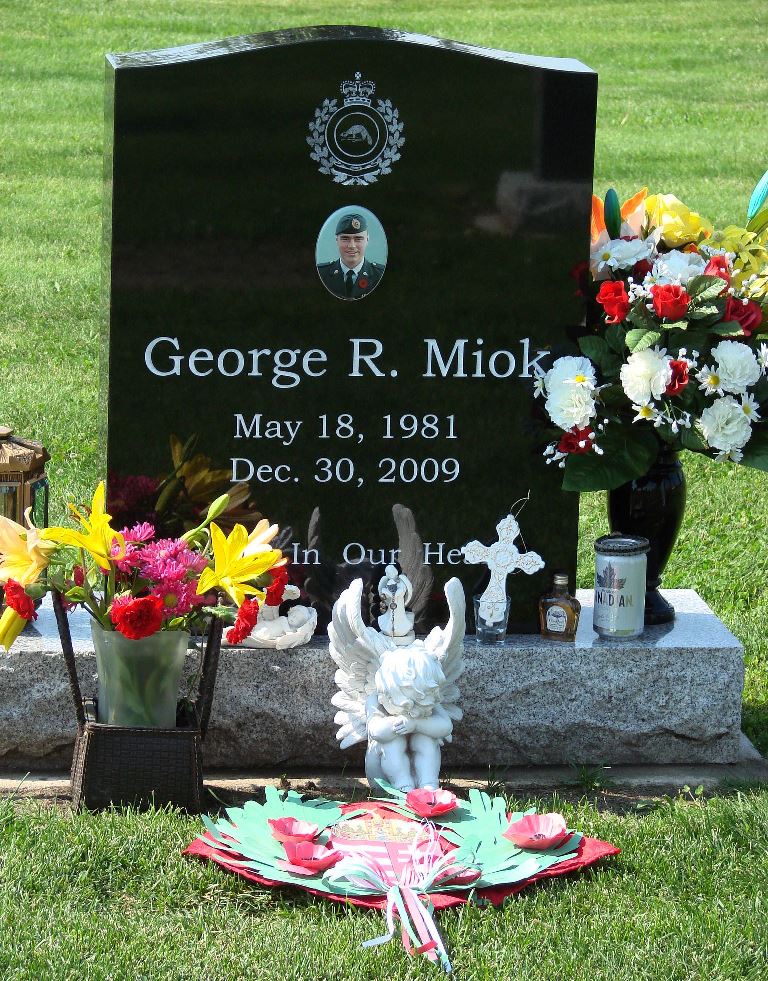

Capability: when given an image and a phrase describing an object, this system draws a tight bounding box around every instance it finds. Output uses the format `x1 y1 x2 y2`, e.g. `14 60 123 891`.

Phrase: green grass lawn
1 789 767 981
1 2 767 978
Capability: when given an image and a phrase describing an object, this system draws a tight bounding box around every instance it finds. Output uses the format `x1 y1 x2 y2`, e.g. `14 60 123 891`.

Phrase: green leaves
562 426 659 491
680 423 708 453
578 335 609 363
626 328 661 353
709 320 744 337
687 274 728 303
740 426 768 472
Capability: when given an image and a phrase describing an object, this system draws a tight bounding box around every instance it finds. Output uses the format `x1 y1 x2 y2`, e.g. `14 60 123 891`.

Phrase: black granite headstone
102 26 597 632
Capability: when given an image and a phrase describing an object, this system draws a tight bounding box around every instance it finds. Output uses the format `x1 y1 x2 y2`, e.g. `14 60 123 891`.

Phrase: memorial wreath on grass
536 174 768 489
186 783 619 973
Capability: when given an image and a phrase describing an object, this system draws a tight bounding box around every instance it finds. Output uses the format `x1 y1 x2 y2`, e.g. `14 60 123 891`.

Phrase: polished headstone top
102 25 598 633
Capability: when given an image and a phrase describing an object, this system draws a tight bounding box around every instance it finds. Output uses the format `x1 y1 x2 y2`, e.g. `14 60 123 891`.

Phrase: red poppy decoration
357 277 369 289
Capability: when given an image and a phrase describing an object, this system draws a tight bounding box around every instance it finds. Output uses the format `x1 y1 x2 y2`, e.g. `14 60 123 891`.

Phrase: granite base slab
0 590 745 769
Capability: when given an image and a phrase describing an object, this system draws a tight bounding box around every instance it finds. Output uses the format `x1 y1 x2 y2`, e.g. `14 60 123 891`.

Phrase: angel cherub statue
329 577 465 791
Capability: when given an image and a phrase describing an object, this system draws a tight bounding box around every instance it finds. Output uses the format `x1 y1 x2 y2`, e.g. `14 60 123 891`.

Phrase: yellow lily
40 481 125 567
197 522 282 606
0 510 55 586
0 606 28 652
242 518 288 568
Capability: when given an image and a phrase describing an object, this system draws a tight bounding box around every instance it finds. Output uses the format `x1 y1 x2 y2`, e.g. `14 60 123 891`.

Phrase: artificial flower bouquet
0 481 286 653
536 177 768 490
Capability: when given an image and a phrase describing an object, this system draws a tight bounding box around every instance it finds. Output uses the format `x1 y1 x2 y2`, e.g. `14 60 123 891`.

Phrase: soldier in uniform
317 213 385 300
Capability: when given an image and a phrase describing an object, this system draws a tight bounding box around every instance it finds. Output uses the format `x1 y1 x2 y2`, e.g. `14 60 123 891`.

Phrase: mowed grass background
1 2 767 979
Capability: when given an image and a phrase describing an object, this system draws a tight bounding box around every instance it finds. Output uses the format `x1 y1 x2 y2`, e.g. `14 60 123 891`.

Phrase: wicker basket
53 592 223 812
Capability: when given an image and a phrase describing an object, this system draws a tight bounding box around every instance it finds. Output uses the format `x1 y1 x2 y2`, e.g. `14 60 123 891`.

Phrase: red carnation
357 277 369 290
596 281 630 325
650 283 690 320
110 594 165 640
265 567 289 607
665 359 689 396
226 597 260 645
703 255 731 285
724 295 763 337
3 579 37 622
557 426 595 455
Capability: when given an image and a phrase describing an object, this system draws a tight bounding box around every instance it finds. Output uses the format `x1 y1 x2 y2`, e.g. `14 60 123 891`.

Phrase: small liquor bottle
539 572 580 640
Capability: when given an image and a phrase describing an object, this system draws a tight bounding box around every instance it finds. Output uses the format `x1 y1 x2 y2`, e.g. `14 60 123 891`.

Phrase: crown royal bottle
539 572 580 641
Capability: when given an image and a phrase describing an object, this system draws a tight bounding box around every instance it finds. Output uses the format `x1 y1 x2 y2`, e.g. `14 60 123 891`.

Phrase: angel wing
329 578 397 749
424 577 466 722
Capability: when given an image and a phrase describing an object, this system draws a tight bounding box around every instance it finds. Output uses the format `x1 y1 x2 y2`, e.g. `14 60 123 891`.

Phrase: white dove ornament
329 577 465 792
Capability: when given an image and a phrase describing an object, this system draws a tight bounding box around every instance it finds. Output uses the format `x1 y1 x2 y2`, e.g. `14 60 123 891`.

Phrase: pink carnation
150 579 204 619
137 538 207 582
122 522 156 543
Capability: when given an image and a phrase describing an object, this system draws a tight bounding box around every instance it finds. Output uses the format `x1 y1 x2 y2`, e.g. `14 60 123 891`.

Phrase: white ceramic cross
462 514 545 625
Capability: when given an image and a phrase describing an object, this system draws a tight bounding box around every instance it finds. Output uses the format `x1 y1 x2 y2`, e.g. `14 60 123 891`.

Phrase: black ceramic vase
607 443 686 625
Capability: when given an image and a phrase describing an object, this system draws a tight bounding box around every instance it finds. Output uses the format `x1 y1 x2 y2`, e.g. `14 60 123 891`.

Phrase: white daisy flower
740 393 761 422
696 365 724 397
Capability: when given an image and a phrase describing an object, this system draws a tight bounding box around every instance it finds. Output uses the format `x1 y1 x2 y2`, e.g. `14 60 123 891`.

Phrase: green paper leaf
562 426 659 492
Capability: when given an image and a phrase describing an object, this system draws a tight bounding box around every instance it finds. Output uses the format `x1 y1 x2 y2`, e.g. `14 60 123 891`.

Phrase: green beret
335 213 368 235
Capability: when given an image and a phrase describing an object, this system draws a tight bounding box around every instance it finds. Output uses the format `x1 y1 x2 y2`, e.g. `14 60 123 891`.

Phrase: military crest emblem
307 72 405 185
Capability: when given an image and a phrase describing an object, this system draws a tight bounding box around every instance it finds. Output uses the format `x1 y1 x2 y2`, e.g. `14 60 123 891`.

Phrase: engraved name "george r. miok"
143 337 550 389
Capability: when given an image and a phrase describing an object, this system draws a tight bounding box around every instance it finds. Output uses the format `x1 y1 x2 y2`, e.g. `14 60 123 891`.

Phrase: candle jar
593 533 649 639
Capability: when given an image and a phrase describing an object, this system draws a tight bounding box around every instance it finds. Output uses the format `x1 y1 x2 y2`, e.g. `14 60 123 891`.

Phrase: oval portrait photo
316 205 387 301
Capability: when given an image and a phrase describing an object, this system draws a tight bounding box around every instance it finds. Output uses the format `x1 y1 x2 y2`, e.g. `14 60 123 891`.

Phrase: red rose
357 277 369 290
632 258 653 280
3 580 37 621
650 283 690 320
703 255 731 285
110 594 164 639
226 596 260 645
556 426 595 455
265 566 289 607
665 359 689 396
596 281 630 324
724 295 763 337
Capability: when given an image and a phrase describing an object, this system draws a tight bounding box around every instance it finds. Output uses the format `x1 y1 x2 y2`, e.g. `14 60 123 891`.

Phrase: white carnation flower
543 356 597 431
648 249 706 286
700 396 753 456
590 237 651 278
711 340 761 395
619 347 672 406
757 342 768 374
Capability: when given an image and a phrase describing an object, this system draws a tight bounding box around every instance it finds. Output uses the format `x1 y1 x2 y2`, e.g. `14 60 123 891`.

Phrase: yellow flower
242 518 288 568
707 225 768 285
645 193 713 247
197 522 282 606
41 482 125 568
0 511 55 586
0 606 28 652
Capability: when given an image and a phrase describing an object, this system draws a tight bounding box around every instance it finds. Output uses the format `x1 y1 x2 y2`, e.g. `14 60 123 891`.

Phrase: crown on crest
341 72 375 106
